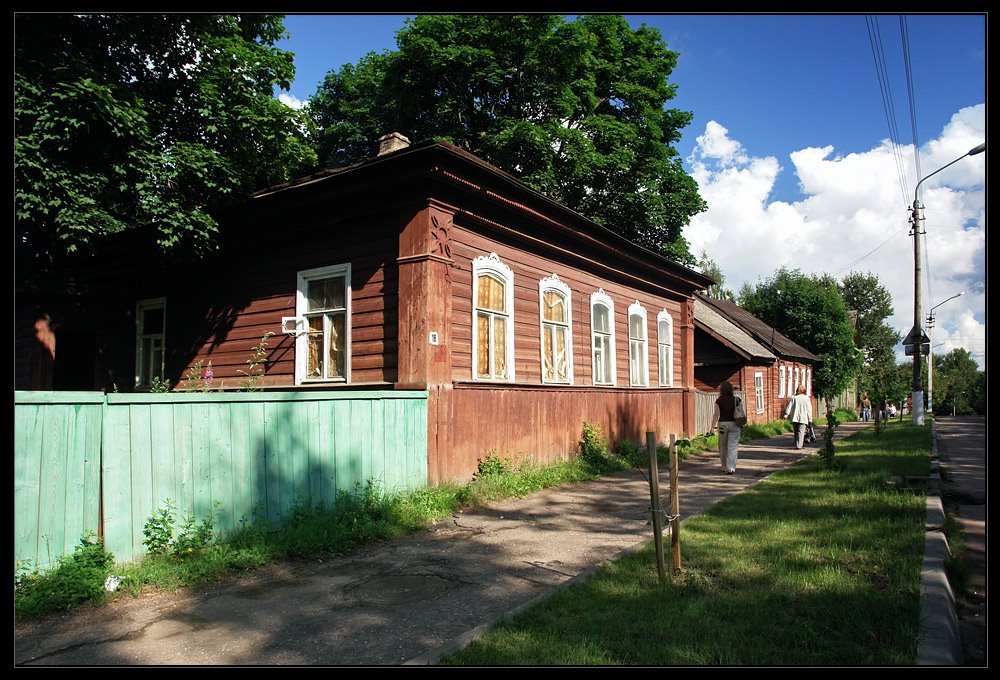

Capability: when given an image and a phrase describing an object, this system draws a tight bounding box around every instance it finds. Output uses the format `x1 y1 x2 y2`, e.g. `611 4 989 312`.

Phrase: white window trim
627 301 649 387
295 263 352 385
471 253 515 382
807 367 812 396
656 309 674 387
538 274 573 384
779 365 786 398
135 297 166 388
754 371 765 413
794 367 800 393
590 289 616 386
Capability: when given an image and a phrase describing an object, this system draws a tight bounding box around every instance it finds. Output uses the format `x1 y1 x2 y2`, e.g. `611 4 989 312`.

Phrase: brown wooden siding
442 384 688 482
147 213 402 390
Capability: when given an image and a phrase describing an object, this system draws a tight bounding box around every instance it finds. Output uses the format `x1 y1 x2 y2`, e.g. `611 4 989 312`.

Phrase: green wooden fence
15 390 429 570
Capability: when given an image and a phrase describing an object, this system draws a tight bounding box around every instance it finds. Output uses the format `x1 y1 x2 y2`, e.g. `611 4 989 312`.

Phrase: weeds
15 533 115 620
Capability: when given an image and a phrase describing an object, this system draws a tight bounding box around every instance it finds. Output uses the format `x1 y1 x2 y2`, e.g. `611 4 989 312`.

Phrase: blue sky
273 13 986 366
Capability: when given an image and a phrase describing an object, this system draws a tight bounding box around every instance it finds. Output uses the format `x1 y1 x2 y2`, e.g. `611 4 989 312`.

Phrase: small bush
579 421 610 466
15 533 115 620
612 438 644 468
476 452 515 478
142 499 216 560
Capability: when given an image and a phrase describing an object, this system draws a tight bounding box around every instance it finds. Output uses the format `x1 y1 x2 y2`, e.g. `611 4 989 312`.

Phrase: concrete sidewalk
14 419 961 666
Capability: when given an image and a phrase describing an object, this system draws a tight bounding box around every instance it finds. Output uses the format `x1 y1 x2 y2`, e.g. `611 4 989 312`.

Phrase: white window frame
754 371 765 413
472 253 515 382
794 367 800 393
807 367 812 396
627 301 649 387
590 289 616 386
538 274 573 384
656 309 674 387
779 365 786 398
135 297 166 389
295 263 352 385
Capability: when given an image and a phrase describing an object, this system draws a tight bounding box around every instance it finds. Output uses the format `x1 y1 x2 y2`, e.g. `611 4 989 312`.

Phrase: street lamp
908 142 985 425
926 291 965 413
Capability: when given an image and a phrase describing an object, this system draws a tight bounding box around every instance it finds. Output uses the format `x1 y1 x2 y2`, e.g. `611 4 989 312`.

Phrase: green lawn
439 421 932 666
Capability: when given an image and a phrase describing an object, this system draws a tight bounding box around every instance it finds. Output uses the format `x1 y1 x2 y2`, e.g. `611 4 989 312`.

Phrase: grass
438 419 932 666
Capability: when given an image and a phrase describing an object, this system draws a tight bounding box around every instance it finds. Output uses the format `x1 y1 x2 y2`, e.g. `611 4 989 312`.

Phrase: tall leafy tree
696 250 736 301
740 268 863 402
933 348 982 415
15 14 317 288
308 14 706 264
839 271 901 407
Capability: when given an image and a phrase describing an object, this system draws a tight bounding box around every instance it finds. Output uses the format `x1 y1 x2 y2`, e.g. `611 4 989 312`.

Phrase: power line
832 225 908 276
866 15 910 208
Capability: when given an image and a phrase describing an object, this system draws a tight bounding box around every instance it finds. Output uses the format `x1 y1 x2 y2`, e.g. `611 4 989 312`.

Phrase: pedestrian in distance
785 383 814 449
861 393 872 422
708 380 742 474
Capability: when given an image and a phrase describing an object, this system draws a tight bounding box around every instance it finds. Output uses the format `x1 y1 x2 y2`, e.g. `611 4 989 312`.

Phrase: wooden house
16 134 717 484
693 293 820 423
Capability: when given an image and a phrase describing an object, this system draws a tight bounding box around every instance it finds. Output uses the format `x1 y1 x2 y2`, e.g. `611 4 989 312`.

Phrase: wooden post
669 433 681 571
646 431 665 582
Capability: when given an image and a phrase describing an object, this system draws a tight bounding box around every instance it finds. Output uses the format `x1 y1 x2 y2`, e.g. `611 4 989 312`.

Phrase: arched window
779 365 786 398
539 274 573 384
590 290 615 385
472 254 515 381
628 301 648 387
656 310 673 387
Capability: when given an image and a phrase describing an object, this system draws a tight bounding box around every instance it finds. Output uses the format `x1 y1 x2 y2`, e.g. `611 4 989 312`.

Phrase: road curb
916 420 963 666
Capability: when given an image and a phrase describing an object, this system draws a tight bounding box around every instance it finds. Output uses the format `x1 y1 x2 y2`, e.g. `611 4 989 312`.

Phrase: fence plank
102 403 134 565
14 405 44 569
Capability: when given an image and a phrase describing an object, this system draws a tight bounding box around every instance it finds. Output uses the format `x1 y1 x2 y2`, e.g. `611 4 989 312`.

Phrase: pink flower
204 364 214 382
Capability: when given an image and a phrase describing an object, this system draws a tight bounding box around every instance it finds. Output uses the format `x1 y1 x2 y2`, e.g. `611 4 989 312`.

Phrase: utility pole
906 142 985 425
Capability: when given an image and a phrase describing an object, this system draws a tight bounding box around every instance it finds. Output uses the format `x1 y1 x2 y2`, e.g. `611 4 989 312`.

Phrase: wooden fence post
670 433 681 571
646 431 665 582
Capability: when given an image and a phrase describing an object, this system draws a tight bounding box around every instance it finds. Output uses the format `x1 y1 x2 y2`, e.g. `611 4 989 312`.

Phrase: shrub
15 533 115 620
579 421 610 466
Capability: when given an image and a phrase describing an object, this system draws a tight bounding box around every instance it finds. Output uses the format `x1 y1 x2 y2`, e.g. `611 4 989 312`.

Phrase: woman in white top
784 384 813 449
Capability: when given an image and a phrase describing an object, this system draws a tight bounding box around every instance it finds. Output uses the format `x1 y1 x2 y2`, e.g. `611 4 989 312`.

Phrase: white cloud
683 104 985 369
278 93 306 110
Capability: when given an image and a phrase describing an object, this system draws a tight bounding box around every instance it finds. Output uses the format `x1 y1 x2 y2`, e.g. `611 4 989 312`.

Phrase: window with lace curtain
472 253 514 381
628 301 648 387
539 274 572 384
590 290 615 385
296 263 350 384
656 309 673 387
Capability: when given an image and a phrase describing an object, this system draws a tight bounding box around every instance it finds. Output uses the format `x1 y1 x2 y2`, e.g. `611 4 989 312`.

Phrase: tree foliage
740 268 863 400
308 14 706 264
15 14 317 286
696 250 736 301
932 348 983 415
839 271 900 407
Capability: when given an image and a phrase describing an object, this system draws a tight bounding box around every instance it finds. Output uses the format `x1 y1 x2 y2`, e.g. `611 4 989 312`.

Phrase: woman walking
709 380 741 474
785 384 814 449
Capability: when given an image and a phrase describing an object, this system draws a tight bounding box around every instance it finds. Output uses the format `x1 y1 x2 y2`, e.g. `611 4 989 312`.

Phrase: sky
272 13 986 368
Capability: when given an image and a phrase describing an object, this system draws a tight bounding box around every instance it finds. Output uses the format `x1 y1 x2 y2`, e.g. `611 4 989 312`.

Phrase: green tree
696 250 736 301
740 268 863 403
934 348 982 415
308 14 706 264
839 272 900 409
15 14 317 287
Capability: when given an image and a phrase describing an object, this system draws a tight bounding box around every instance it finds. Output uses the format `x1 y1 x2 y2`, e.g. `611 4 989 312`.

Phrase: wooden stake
646 431 665 582
670 433 681 571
